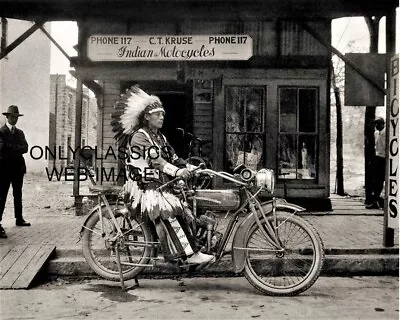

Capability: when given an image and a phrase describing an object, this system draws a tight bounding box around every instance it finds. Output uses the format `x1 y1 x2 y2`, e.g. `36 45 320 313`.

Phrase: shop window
225 86 266 172
278 87 318 180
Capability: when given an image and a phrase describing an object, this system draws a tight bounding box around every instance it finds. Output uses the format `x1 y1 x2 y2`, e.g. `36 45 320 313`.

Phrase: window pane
278 135 297 179
298 135 316 179
279 88 297 132
225 87 264 133
235 134 263 171
225 133 242 171
225 86 265 173
299 89 317 132
225 133 264 171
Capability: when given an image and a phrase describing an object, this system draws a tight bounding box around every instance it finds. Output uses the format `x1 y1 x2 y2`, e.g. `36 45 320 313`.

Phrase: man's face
145 111 164 129
6 114 18 126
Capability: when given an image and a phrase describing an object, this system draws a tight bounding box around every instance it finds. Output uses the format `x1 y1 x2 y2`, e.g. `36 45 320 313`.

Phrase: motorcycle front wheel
243 212 324 296
82 203 155 281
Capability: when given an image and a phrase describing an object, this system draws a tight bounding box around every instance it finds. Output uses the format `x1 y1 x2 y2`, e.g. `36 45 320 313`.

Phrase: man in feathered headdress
112 85 214 264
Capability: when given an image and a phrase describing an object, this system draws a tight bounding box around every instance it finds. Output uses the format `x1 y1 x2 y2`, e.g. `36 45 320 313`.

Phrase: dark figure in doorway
366 117 386 209
0 105 31 239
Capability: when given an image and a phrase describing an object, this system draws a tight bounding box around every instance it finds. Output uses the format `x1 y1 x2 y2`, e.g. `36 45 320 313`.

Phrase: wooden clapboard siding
127 22 177 34
100 79 122 184
280 20 329 56
192 80 214 159
182 20 277 56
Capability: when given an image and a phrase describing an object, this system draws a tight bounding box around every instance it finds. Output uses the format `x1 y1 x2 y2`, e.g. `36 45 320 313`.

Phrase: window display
278 87 318 180
225 86 265 172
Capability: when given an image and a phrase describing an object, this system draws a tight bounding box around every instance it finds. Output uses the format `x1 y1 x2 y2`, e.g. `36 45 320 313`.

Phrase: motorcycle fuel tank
192 189 242 211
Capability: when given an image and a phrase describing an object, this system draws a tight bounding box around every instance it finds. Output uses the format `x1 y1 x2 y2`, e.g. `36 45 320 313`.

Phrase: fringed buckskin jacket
123 127 188 221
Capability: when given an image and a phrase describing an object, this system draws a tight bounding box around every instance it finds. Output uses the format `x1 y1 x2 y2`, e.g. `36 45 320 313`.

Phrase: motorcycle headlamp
255 169 275 193
240 168 253 181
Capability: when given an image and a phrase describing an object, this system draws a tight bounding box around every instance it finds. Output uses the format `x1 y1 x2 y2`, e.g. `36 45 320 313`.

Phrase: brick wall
49 74 97 170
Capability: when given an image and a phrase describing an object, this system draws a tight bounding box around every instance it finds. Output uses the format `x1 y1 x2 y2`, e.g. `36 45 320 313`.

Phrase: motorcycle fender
79 205 104 237
231 200 306 273
79 199 125 236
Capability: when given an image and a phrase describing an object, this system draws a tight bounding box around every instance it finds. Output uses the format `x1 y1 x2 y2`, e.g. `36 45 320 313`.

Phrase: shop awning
0 0 397 21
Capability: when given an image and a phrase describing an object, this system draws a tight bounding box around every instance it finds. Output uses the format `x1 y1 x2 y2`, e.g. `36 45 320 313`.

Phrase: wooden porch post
73 79 83 215
364 17 380 205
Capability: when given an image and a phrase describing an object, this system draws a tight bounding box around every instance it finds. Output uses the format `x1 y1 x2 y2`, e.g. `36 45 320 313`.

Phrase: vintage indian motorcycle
81 164 325 296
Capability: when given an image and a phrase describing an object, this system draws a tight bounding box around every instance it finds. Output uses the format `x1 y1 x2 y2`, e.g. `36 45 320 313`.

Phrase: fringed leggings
153 213 199 261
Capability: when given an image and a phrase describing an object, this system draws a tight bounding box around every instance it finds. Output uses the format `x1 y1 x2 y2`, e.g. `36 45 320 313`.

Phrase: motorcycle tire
243 212 324 296
82 203 155 281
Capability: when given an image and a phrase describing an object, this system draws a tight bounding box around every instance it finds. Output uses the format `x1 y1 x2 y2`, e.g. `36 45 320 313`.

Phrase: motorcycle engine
196 211 222 253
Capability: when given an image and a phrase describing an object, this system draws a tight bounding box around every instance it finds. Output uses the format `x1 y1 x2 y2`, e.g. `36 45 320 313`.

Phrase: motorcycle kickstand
114 244 140 291
125 276 140 291
115 244 126 291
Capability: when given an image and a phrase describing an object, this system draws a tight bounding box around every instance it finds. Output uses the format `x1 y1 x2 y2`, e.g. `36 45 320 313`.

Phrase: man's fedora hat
374 117 385 124
2 105 24 116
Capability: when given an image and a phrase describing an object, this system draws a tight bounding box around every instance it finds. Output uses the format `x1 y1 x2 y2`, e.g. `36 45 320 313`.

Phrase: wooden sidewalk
0 244 55 289
329 194 383 215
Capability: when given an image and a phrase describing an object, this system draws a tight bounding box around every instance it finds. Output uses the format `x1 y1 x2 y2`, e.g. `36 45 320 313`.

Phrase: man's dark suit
0 124 28 222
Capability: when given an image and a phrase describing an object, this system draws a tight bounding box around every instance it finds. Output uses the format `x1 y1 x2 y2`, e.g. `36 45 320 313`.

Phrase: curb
46 248 399 278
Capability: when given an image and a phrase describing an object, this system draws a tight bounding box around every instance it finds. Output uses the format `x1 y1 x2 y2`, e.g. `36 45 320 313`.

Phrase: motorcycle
80 164 325 296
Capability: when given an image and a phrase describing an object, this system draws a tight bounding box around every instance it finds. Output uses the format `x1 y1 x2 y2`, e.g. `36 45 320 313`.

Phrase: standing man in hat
366 117 386 209
0 105 31 238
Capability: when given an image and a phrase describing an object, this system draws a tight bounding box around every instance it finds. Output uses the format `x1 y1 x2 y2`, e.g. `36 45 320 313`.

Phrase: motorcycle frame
80 167 305 283
200 188 283 262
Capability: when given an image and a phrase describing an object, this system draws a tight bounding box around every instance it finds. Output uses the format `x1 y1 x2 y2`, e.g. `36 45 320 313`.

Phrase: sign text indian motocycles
87 35 253 61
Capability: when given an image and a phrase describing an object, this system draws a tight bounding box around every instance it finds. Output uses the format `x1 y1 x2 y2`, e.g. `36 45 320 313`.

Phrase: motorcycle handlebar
156 164 248 191
156 163 206 191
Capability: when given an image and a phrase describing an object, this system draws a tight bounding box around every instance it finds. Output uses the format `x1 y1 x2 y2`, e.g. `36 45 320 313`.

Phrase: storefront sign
87 34 253 61
387 54 399 229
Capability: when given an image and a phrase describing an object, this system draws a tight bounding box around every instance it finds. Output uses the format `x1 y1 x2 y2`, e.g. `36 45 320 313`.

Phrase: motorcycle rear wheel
243 213 324 296
82 204 155 281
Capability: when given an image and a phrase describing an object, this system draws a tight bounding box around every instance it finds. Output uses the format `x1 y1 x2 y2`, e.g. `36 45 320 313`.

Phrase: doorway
156 92 188 157
121 81 193 158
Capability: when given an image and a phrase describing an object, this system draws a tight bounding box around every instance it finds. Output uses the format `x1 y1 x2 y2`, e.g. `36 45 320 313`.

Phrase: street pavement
0 276 398 320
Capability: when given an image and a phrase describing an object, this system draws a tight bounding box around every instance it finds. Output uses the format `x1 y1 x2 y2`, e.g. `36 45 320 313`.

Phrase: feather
110 85 161 147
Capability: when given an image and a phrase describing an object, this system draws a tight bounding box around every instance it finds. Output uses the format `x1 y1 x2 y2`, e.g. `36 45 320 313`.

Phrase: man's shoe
366 202 380 209
377 197 384 209
16 220 31 227
186 252 214 265
0 226 7 238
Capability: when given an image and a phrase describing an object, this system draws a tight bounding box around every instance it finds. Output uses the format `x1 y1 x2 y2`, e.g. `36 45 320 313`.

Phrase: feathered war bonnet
111 85 164 147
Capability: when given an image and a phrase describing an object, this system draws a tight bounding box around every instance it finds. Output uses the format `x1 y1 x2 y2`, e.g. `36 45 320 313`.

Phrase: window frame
277 85 319 182
223 84 267 172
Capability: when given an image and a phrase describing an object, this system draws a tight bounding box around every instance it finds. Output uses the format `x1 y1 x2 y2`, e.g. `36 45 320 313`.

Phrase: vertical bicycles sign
387 54 399 229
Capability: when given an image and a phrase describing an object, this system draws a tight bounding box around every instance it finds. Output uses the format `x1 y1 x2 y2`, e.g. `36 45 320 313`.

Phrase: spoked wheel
187 156 213 189
244 213 324 296
82 203 156 281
